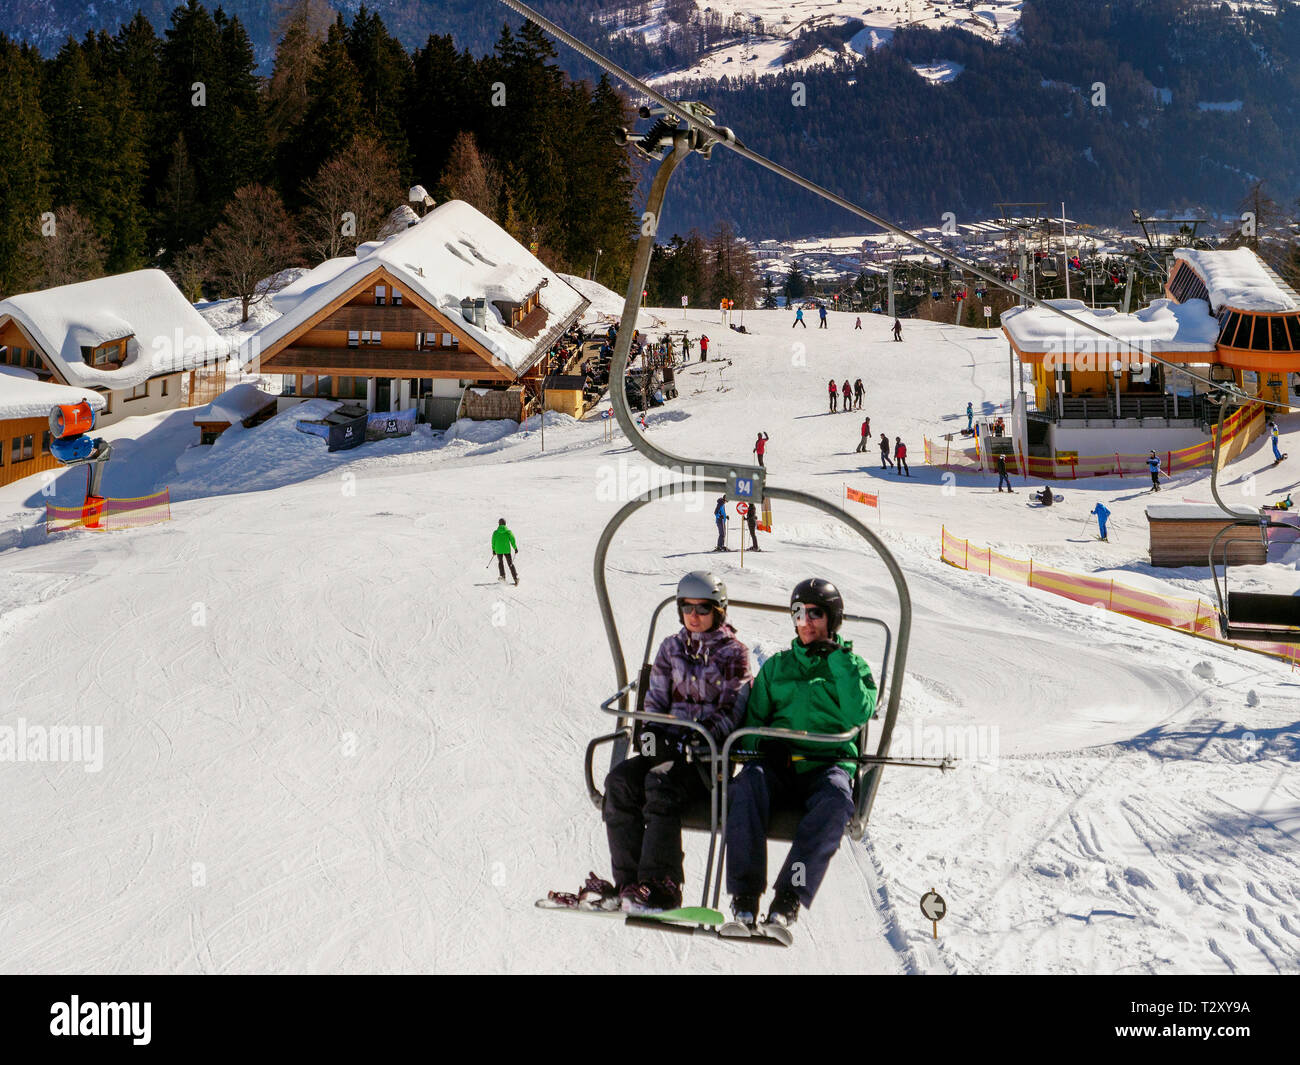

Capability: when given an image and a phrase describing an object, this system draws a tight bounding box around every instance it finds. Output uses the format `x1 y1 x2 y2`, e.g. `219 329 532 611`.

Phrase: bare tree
167 245 207 303
299 133 402 262
19 205 106 290
437 130 504 220
204 185 301 322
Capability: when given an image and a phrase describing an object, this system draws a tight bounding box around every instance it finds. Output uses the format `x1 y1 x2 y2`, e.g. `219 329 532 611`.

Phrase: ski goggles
791 603 826 623
680 602 717 616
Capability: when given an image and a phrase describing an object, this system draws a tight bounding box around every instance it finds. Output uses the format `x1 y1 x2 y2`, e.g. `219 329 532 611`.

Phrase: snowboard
535 897 724 926
1026 494 1064 506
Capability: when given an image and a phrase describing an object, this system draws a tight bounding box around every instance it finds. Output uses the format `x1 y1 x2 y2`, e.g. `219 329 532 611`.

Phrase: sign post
920 889 947 939
735 501 749 565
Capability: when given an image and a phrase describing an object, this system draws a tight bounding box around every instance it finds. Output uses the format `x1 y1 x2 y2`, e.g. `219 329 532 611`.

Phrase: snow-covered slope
1 306 1296 974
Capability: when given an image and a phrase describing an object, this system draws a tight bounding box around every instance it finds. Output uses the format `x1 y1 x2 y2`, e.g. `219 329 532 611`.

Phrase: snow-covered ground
1 305 1297 974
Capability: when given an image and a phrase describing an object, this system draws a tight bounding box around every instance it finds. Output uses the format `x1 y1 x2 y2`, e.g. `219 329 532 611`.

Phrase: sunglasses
681 602 716 617
791 603 825 622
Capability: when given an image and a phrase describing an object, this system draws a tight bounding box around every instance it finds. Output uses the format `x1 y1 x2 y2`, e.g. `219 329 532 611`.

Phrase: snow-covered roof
0 270 232 391
1173 248 1298 314
1000 298 1220 353
260 200 588 376
192 382 277 424
0 365 107 421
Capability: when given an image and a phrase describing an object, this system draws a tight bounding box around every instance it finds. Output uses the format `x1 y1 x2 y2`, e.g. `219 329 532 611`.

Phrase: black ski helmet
498 518 506 526
790 577 844 635
677 570 727 625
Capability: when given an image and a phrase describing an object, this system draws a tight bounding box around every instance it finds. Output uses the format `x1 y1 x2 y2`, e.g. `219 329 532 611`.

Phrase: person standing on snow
966 402 973 431
855 416 871 453
723 577 876 941
746 501 760 551
841 380 852 412
1147 451 1163 492
828 379 838 414
893 436 910 476
753 431 769 468
818 304 828 329
1091 502 1111 541
853 379 864 410
996 452 1013 492
1269 419 1284 463
491 518 519 585
892 318 903 342
580 572 751 914
854 317 862 331
793 308 806 329
700 334 709 362
879 431 893 469
714 495 730 551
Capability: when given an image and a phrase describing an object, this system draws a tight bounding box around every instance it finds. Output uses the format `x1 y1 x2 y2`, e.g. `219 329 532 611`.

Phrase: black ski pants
496 552 517 579
604 755 708 889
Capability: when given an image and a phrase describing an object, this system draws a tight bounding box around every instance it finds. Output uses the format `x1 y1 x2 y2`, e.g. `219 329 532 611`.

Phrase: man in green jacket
724 577 877 941
491 518 518 585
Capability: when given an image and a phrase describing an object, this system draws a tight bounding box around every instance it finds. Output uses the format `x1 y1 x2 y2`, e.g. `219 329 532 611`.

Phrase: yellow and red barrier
47 489 171 534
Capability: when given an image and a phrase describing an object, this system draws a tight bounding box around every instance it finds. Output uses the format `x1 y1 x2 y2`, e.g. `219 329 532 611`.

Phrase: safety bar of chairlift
1209 518 1300 641
639 595 893 726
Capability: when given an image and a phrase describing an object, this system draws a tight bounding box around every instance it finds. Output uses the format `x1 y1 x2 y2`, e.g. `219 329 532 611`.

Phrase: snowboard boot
579 872 620 911
620 877 682 914
762 889 801 945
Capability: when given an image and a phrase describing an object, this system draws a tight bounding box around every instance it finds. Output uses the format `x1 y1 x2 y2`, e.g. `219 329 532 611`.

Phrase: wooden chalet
254 200 590 429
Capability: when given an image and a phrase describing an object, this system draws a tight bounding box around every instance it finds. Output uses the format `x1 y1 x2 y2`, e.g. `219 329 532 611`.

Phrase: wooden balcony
263 345 507 380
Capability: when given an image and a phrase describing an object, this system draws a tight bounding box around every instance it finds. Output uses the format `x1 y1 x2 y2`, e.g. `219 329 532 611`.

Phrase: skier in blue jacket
1090 502 1111 542
793 308 806 329
713 496 729 551
1146 451 1162 492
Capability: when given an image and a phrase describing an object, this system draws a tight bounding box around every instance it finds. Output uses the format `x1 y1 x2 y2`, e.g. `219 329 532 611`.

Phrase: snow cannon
50 401 96 439
49 434 98 464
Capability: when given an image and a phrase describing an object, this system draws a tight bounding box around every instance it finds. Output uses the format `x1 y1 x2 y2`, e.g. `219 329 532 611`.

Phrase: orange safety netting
47 489 171 533
926 403 1264 478
939 525 1297 663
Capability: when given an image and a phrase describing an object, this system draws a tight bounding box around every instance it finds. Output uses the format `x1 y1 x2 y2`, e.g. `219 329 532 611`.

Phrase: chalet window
442 333 456 348
1229 315 1251 348
28 349 39 368
20 435 33 461
372 331 382 345
126 382 148 400
392 289 402 306
161 379 169 397
282 376 296 396
348 330 359 348
375 285 386 306
360 330 371 344
41 430 50 454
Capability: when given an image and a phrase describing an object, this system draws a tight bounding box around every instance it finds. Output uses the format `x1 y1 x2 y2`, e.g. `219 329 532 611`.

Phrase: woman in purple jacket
584 571 752 914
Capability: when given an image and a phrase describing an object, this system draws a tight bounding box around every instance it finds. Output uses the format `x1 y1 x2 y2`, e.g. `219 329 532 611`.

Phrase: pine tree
266 0 333 149
345 6 413 182
0 36 51 294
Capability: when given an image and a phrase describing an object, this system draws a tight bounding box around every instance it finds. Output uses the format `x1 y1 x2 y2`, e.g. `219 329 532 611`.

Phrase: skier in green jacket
724 577 877 942
491 518 519 585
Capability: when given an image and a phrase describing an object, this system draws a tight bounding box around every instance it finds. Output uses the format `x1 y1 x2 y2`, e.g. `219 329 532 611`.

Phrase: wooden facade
259 266 523 386
0 415 58 489
1147 508 1267 568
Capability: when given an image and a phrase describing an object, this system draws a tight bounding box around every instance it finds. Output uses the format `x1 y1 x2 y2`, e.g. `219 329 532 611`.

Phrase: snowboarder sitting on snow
1038 485 1054 507
491 518 519 584
589 572 753 914
725 578 877 939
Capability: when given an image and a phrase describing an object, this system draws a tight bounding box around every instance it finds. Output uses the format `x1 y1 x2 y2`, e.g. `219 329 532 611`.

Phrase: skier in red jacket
753 431 769 467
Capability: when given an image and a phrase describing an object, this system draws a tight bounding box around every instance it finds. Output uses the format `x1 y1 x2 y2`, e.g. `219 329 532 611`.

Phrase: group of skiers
714 493 762 552
560 571 876 942
795 306 902 341
827 378 865 413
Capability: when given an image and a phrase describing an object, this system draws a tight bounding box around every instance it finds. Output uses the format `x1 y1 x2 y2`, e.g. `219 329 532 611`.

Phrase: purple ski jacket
643 622 753 746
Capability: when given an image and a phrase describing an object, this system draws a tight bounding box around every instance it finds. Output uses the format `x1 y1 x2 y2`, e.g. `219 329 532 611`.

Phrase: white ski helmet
676 570 727 624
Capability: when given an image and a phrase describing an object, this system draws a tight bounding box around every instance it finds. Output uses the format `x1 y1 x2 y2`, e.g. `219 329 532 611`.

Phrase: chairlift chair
1206 392 1300 643
582 108 919 916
